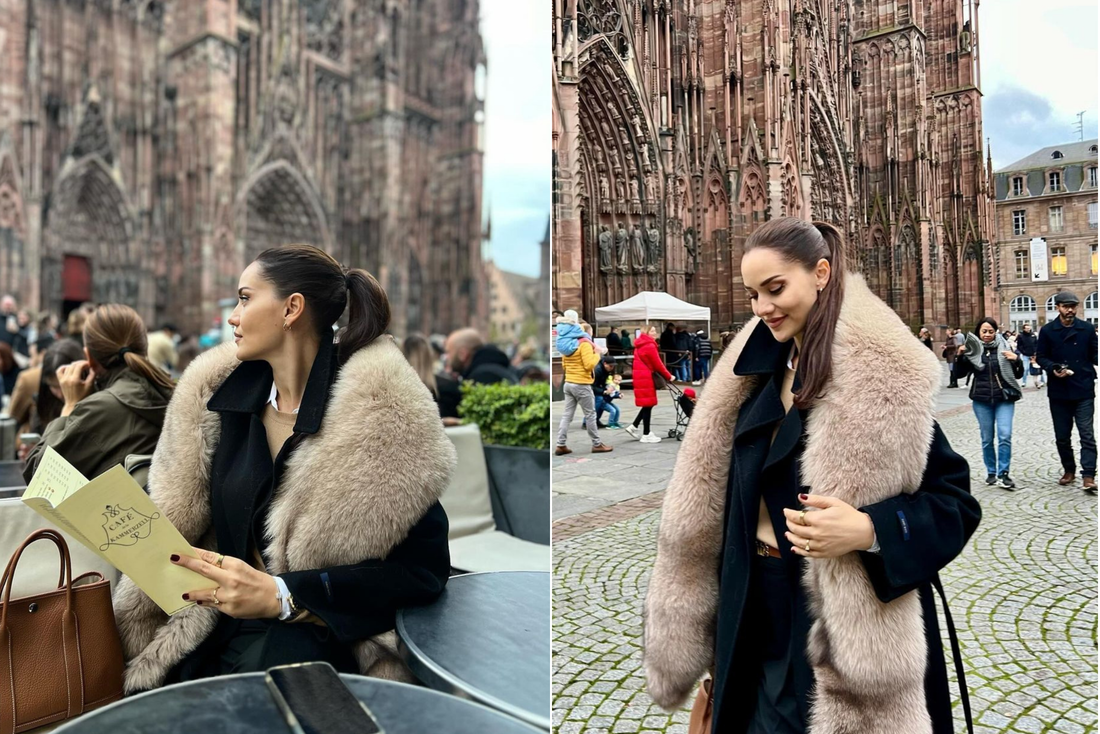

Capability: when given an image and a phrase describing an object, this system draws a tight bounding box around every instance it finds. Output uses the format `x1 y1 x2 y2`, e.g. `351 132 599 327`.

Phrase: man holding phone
1036 291 1098 493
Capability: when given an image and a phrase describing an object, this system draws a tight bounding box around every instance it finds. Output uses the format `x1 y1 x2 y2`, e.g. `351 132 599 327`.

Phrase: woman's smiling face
741 246 829 343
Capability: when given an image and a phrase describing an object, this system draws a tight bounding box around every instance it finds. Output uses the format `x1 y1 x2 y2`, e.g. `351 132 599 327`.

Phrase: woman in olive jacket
644 218 981 734
113 245 455 693
23 305 174 482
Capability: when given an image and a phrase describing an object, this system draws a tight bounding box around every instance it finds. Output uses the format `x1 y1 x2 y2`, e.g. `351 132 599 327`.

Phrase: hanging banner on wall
1030 237 1048 281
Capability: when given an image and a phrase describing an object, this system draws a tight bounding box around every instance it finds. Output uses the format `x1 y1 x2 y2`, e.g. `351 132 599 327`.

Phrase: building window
1091 202 1098 230
1090 167 1098 188
1013 210 1026 235
1012 177 1024 196
1014 250 1029 278
1049 171 1062 191
1086 292 1099 326
1049 206 1064 233
1051 246 1067 276
1009 295 1037 332
1052 150 1064 160
1046 294 1060 323
1093 244 1098 276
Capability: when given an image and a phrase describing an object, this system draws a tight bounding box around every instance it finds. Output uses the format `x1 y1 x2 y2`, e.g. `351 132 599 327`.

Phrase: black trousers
739 554 813 734
1050 398 1097 477
633 405 653 433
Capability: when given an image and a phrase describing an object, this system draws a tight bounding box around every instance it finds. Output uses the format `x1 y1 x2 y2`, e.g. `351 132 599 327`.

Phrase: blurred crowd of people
402 329 549 426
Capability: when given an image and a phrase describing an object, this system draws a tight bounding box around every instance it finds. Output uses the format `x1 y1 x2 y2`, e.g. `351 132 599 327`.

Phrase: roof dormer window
1051 150 1064 159
1090 145 1098 154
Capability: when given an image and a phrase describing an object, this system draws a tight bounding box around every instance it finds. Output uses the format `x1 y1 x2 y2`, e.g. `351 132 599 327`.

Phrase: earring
283 321 291 332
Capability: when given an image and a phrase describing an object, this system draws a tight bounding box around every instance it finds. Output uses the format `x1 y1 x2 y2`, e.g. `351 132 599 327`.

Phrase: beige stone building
993 140 1099 330
487 261 541 345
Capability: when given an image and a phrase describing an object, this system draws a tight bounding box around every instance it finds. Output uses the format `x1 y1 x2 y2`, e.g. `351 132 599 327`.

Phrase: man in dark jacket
672 325 694 383
1016 322 1038 388
444 328 519 386
620 328 633 353
605 327 623 356
694 330 713 384
1036 292 1098 493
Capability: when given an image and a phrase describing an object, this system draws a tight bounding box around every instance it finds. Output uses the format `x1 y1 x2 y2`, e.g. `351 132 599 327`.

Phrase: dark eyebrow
744 275 784 292
237 287 253 295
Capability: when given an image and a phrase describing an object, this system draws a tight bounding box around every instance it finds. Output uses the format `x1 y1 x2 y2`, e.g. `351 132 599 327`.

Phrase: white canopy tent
595 291 711 335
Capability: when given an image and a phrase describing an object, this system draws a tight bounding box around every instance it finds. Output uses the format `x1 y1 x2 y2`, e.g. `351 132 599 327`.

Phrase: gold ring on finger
212 588 221 606
798 509 808 526
804 540 811 553
214 554 225 568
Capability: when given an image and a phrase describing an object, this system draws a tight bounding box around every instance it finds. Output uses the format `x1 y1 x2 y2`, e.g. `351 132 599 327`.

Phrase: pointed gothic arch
238 160 332 262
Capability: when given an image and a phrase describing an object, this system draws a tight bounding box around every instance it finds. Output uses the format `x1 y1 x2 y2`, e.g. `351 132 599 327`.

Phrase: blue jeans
695 358 710 381
677 359 691 382
972 400 1015 475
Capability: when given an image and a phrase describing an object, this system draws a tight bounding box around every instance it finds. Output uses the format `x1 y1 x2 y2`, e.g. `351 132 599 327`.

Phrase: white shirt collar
268 383 299 414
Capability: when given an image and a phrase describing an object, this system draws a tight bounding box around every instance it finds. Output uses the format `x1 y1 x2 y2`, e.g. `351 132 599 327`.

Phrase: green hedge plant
458 382 550 450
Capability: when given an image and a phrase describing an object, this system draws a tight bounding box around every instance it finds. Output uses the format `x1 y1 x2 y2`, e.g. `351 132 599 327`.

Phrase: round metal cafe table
52 673 541 733
397 571 550 730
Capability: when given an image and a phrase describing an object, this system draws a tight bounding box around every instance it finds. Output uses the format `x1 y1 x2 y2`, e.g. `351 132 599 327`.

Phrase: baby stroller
666 383 695 441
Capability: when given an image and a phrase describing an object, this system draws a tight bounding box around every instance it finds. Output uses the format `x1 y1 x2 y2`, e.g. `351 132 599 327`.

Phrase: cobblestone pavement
552 387 1098 733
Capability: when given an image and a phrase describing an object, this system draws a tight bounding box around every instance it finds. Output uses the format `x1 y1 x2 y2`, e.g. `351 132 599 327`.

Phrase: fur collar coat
644 273 945 733
112 337 456 693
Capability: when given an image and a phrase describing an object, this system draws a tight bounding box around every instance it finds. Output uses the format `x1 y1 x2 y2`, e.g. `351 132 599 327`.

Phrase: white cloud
980 0 1098 167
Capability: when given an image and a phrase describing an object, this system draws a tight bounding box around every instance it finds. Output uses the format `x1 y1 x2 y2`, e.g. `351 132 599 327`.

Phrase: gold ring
212 588 221 606
798 509 808 526
214 554 225 568
804 540 811 553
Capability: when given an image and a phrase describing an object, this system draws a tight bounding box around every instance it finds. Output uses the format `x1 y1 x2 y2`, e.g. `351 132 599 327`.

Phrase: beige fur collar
113 338 456 692
645 273 942 733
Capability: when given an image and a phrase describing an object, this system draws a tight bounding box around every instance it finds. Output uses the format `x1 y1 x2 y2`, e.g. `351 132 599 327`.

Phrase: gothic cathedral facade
0 0 486 336
553 0 997 334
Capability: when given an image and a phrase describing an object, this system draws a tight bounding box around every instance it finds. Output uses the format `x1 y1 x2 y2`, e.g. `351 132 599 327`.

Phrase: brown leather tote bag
0 529 124 733
687 677 713 734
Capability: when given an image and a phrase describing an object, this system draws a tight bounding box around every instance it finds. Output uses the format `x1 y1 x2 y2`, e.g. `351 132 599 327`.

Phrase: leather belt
755 540 782 559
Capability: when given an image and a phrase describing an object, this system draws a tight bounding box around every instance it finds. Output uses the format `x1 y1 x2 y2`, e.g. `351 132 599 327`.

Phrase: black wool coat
712 325 982 734
1036 317 1098 400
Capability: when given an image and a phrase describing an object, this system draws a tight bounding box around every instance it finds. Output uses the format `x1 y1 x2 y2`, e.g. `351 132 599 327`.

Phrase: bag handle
932 575 974 734
0 529 85 734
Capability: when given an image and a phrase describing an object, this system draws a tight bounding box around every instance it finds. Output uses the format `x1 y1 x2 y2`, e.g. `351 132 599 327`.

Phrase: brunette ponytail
796 221 846 409
339 268 391 365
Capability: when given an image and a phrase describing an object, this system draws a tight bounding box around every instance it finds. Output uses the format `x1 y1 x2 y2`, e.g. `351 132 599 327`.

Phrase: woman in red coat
626 325 674 443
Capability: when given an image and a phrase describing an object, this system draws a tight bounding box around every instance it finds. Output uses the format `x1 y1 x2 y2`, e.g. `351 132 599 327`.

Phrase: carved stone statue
640 143 651 168
598 225 613 272
599 173 610 199
593 146 604 165
615 222 629 270
684 229 696 275
632 114 645 139
619 127 631 151
630 224 645 271
646 222 661 272
629 177 640 201
601 120 613 140
645 171 658 198
615 178 625 200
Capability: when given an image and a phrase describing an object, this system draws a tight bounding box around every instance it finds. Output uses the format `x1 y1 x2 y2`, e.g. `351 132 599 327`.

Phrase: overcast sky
980 0 1098 170
480 0 549 279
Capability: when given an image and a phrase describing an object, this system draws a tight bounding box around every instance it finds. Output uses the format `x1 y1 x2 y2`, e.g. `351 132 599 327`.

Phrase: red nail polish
182 594 189 600
799 494 808 501
170 554 180 562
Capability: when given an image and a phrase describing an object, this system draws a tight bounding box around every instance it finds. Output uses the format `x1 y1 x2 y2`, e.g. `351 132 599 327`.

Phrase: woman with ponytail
23 304 174 483
112 244 455 692
645 218 982 733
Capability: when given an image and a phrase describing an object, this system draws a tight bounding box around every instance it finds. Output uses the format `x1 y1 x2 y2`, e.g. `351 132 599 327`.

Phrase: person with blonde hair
403 333 439 400
23 304 175 482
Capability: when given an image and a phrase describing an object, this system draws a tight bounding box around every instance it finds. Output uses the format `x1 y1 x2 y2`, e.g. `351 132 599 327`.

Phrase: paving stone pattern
552 388 1098 733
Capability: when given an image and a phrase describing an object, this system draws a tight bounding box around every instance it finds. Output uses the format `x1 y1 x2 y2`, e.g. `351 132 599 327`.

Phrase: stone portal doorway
61 254 92 322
